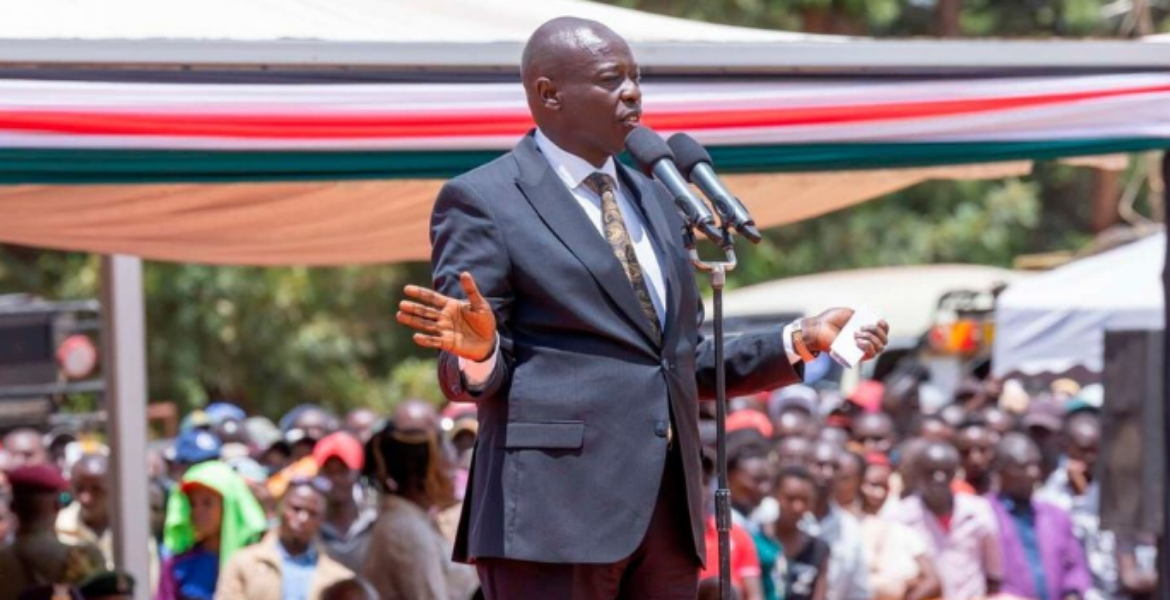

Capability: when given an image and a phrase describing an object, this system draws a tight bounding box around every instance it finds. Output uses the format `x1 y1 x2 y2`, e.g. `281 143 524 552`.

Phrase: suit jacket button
654 421 669 438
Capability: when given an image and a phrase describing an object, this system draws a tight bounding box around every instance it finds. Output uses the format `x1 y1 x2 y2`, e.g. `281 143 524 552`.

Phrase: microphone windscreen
666 133 713 180
623 127 674 176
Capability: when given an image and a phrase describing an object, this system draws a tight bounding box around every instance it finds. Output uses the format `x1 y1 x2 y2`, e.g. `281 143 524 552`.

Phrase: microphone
624 127 723 245
667 133 762 244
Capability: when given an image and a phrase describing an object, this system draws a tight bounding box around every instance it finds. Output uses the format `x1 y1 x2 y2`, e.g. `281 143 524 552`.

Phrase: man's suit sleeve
430 178 515 404
691 279 803 400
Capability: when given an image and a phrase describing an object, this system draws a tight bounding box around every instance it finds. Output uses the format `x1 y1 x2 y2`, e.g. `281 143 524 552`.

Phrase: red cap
849 380 885 414
726 409 774 439
312 431 364 471
7 463 69 493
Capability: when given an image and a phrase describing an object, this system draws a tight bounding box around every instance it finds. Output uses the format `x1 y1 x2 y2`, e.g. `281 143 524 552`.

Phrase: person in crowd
954 417 998 495
699 449 763 600
215 479 353 600
0 466 11 499
342 409 380 445
892 440 1002 600
3 428 49 469
441 404 478 501
773 467 830 600
987 433 1090 600
776 435 813 470
157 461 267 600
169 429 224 480
0 464 105 600
802 440 871 600
954 378 989 412
281 405 338 462
57 454 156 577
361 421 477 600
78 571 135 600
244 417 292 476
835 450 865 515
858 456 940 600
727 433 774 533
1038 410 1116 600
319 578 380 600
852 413 896 456
149 479 170 549
913 414 955 444
981 407 1017 438
768 386 820 440
313 432 376 573
1023 394 1065 481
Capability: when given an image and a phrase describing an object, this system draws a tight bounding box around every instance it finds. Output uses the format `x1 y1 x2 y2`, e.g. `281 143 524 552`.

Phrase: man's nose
620 79 641 104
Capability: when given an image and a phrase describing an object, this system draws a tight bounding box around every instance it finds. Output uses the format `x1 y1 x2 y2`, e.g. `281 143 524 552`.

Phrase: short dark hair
775 465 815 488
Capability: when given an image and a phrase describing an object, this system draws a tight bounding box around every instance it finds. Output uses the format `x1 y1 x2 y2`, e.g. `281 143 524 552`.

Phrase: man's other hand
397 271 497 361
802 308 890 361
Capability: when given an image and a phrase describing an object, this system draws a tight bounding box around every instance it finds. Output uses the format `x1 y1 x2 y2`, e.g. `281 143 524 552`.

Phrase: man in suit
396 17 889 600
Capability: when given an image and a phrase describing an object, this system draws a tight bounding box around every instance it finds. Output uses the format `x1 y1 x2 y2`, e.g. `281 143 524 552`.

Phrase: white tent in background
993 232 1165 377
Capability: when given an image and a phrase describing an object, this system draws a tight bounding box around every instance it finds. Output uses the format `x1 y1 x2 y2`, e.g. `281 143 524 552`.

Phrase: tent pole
100 254 151 600
1162 150 1170 600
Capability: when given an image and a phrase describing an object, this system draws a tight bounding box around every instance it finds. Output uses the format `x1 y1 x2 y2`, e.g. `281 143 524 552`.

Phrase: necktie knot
583 172 616 199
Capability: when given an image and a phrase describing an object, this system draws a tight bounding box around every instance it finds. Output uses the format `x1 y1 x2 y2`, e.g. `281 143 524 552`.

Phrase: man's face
917 446 958 508
808 442 840 494
775 476 816 528
999 452 1042 503
956 426 996 480
320 457 357 504
774 410 814 439
1066 416 1101 473
852 415 894 454
729 456 772 510
775 437 811 470
3 431 48 469
860 463 891 514
835 455 862 507
72 467 109 525
280 486 325 547
546 32 642 164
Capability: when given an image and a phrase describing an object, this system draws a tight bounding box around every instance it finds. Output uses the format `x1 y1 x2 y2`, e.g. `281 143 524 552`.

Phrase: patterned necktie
582 172 663 345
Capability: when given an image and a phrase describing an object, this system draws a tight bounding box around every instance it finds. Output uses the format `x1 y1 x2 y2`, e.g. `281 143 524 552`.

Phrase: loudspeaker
1099 329 1164 535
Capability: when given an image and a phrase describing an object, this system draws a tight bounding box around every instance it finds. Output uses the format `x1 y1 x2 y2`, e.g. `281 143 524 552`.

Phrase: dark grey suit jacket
431 131 800 565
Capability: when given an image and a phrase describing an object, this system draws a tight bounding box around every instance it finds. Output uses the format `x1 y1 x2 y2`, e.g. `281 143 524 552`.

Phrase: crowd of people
0 373 1158 600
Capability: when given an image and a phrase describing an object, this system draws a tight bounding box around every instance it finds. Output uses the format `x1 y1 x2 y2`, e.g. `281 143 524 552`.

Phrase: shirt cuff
782 322 801 365
458 335 499 389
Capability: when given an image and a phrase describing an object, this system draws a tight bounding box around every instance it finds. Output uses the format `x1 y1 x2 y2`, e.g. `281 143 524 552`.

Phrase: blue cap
204 402 246 426
172 429 222 465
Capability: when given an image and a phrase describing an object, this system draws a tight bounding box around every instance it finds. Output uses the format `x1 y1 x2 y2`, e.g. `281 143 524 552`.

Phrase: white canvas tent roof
715 264 1027 343
993 232 1165 377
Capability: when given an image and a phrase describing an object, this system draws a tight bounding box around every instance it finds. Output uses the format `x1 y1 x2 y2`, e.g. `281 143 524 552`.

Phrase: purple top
985 494 1091 600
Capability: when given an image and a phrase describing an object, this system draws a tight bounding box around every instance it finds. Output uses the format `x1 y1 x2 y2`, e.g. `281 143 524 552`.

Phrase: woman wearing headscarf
360 420 478 600
156 461 267 600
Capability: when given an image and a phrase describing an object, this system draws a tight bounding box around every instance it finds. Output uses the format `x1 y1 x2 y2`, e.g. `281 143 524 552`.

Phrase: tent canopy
716 264 1027 343
993 232 1165 377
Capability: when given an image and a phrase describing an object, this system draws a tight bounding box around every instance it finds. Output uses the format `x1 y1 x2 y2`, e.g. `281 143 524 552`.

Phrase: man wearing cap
1023 394 1066 481
314 432 376 573
0 465 105 600
169 429 224 479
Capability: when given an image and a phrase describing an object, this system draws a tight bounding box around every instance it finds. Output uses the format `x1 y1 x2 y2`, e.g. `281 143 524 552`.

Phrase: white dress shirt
460 130 802 384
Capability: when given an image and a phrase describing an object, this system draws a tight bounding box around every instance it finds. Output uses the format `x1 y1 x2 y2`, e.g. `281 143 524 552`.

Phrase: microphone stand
682 225 738 600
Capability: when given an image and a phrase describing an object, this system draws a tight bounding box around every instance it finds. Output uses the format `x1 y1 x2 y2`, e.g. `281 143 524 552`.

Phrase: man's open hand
397 271 497 361
801 308 890 361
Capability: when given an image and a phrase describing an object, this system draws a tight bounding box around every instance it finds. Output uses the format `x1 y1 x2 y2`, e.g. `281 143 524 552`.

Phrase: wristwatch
792 319 820 363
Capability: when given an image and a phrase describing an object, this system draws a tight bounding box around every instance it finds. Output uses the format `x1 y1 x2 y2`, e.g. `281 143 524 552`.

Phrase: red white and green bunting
2 73 1169 183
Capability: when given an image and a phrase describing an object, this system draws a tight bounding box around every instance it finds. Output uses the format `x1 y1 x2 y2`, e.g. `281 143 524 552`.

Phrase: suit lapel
512 134 662 349
618 162 684 346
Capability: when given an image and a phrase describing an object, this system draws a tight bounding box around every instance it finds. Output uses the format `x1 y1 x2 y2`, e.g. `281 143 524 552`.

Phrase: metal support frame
99 254 150 600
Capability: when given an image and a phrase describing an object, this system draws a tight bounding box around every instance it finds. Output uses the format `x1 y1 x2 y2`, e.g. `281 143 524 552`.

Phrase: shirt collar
276 538 318 565
534 129 620 194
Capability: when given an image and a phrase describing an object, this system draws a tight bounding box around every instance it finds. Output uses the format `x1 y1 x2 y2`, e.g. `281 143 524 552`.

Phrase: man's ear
535 78 561 110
